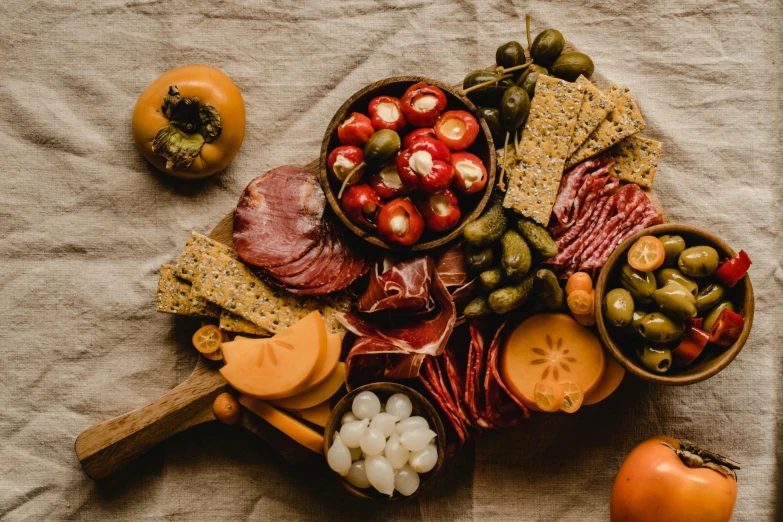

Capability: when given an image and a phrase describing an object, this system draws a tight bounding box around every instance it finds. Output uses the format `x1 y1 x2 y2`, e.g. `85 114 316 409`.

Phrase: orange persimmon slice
285 401 332 428
269 362 346 410
583 352 626 406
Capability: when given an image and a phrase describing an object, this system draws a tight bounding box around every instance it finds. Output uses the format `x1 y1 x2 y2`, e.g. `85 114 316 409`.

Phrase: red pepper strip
709 308 745 348
672 326 710 366
714 250 751 288
689 317 703 330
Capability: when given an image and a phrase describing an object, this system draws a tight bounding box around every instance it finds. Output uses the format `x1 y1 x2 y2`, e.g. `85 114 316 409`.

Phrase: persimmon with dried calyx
132 65 245 179
213 392 241 425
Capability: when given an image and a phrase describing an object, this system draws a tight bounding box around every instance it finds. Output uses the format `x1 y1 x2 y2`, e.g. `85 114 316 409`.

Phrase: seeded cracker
568 75 615 157
566 84 646 168
156 264 221 317
609 135 663 188
220 310 271 336
174 231 237 282
503 75 584 225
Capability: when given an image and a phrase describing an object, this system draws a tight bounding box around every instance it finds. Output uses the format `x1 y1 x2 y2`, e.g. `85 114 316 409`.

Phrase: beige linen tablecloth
1 0 780 520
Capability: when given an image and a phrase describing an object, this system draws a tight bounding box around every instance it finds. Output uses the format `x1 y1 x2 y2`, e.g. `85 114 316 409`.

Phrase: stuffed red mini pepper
369 164 409 199
396 137 453 193
415 189 461 232
400 83 447 127
450 152 487 194
402 127 437 149
337 112 375 146
327 145 365 186
434 110 479 151
376 198 425 245
368 96 406 132
342 184 382 229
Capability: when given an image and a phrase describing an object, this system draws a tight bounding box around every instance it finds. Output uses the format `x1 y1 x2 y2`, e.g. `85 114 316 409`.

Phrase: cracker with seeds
609 135 663 188
220 310 271 336
503 74 584 225
568 75 615 157
566 84 646 168
175 231 238 282
156 264 221 317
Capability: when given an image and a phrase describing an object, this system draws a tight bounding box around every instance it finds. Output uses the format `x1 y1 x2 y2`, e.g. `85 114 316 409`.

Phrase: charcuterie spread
76 12 755 520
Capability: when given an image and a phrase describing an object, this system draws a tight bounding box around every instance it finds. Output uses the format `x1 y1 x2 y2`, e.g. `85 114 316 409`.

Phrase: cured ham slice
357 257 432 313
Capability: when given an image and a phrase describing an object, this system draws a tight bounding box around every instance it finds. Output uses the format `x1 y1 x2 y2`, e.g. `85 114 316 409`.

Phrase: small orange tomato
611 437 739 522
132 65 245 179
212 392 241 425
627 236 666 272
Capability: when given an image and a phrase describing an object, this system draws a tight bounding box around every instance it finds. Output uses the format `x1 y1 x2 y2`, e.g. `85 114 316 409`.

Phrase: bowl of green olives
595 224 754 385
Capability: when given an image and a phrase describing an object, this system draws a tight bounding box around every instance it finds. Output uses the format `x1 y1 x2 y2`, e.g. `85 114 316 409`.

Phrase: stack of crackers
156 231 349 336
502 74 663 226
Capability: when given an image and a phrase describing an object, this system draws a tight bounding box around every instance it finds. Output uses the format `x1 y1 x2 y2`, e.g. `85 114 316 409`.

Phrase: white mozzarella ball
341 411 358 425
359 428 386 456
394 465 420 496
399 428 436 452
346 460 372 489
365 454 395 496
384 433 410 470
327 434 351 476
349 446 362 461
409 444 438 473
385 393 413 420
352 391 381 420
369 413 399 438
395 416 429 435
339 419 369 449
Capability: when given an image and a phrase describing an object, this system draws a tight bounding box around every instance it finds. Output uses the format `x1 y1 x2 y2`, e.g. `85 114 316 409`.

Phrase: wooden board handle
75 359 228 479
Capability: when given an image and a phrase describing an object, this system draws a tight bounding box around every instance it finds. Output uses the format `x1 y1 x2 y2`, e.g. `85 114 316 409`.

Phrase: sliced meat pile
233 165 370 295
545 156 663 278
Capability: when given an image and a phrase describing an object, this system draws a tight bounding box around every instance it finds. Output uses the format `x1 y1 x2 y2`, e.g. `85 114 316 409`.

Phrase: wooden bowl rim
323 382 447 500
319 75 497 251
595 223 754 385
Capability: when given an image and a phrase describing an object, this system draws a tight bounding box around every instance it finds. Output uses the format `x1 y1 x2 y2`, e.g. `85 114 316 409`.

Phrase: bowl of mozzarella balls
324 382 446 500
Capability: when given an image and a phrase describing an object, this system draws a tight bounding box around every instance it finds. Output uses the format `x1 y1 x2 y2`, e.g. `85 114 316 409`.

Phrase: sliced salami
484 320 529 426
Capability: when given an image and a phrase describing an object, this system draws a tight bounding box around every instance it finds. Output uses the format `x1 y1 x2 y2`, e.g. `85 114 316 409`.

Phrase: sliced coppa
233 165 325 267
269 230 334 288
265 232 327 278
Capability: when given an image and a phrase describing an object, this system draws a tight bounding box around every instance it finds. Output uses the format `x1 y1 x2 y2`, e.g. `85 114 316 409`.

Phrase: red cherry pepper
714 250 752 288
402 127 437 149
400 83 447 127
376 198 425 246
342 184 382 229
368 96 406 132
709 308 745 348
327 146 365 186
369 164 409 199
415 189 461 232
672 325 710 366
434 110 479 151
450 152 488 194
337 112 375 146
396 137 453 193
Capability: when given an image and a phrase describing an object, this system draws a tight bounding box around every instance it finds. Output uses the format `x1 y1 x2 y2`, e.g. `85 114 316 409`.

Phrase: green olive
623 309 648 338
551 52 595 82
635 344 673 374
637 312 686 343
363 129 400 167
655 268 698 297
463 70 516 106
695 283 727 312
658 235 686 267
619 263 657 303
477 107 504 145
653 281 698 320
702 300 735 332
604 288 635 328
516 64 549 99
496 41 527 76
678 246 720 278
500 86 531 132
530 29 565 66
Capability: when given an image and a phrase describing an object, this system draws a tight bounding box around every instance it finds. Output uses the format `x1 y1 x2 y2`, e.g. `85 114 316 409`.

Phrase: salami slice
233 165 325 267
464 323 493 429
483 320 529 426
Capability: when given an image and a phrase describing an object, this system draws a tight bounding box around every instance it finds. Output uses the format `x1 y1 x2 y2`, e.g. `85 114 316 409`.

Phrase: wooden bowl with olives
595 224 754 385
319 76 497 251
323 382 446 501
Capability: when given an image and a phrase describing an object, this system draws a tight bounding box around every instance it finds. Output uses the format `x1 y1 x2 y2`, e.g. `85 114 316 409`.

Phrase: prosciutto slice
357 257 432 313
344 337 426 388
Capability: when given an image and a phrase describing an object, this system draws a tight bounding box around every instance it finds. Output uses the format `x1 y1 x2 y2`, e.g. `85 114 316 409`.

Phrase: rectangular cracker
220 310 271 336
608 135 663 188
568 75 615 157
566 84 646 168
503 74 584 225
156 264 221 317
175 231 237 282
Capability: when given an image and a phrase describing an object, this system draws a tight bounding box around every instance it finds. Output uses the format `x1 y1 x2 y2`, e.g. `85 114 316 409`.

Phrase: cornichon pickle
620 263 657 303
464 296 492 318
658 235 686 267
517 63 549 99
702 300 734 332
517 219 559 258
488 274 535 314
466 245 494 272
363 129 400 167
463 196 507 247
551 51 595 82
477 107 504 145
500 86 531 132
653 281 698 320
678 246 720 278
655 268 698 297
695 283 727 312
530 29 565 66
479 268 503 291
463 70 516 106
500 229 532 280
534 269 564 310
636 312 686 343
